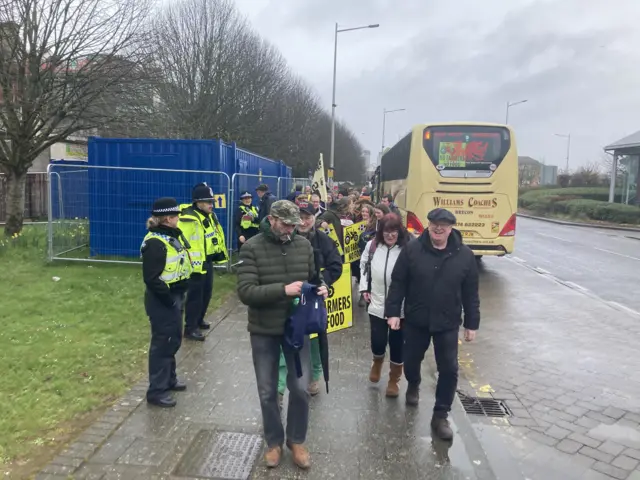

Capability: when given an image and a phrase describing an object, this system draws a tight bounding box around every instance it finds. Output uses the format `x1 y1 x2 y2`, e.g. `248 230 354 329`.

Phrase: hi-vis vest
141 232 192 285
179 204 227 272
239 205 259 230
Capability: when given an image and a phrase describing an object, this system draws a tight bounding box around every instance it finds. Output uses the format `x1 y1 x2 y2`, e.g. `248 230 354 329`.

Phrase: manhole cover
174 430 262 479
457 391 511 417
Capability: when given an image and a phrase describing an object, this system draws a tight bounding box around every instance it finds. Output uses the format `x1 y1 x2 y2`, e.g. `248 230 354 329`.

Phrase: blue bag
283 282 327 378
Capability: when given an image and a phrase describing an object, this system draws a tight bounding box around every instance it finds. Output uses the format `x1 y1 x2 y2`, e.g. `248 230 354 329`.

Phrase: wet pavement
513 216 640 314
36 289 495 480
460 250 640 480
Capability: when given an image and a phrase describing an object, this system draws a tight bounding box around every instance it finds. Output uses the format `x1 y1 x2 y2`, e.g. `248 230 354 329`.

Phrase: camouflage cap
270 200 301 225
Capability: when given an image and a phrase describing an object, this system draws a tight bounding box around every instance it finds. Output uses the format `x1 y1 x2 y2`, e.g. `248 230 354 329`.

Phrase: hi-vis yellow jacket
178 204 228 273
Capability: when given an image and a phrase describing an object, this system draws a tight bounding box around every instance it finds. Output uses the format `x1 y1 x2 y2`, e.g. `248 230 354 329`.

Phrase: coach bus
373 122 518 257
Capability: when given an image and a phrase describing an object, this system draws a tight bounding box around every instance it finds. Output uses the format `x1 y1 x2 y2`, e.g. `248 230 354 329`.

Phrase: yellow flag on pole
311 153 328 202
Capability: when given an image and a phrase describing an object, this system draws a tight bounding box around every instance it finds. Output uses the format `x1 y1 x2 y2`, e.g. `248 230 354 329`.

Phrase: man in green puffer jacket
237 200 327 471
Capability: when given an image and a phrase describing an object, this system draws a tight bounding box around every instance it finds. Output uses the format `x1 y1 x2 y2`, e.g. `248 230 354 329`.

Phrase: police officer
141 197 193 408
179 183 228 341
235 191 259 247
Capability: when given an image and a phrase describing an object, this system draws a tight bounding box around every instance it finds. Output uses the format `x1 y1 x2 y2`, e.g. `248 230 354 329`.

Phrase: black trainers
406 384 419 406
431 415 454 441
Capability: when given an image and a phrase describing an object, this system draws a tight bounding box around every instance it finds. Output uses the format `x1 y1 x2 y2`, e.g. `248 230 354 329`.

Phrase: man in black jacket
385 208 480 441
256 183 277 222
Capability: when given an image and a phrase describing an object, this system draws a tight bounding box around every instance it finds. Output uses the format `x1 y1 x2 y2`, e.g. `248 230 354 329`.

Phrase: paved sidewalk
36 288 496 480
459 257 640 480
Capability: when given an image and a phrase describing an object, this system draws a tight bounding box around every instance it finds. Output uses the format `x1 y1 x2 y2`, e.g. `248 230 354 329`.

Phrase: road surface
458 223 640 480
510 216 640 315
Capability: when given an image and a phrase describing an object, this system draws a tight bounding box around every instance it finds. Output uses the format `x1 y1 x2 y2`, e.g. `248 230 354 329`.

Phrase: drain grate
457 391 512 417
174 430 262 479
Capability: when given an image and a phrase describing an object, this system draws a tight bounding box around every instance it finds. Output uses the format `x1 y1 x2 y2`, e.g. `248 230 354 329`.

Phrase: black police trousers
146 290 184 401
184 261 214 333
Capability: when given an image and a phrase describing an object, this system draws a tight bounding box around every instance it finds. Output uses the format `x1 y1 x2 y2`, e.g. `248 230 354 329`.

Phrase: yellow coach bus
373 122 518 257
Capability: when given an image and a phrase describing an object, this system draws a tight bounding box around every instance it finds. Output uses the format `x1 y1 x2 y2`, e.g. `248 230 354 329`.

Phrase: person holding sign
277 201 342 399
385 208 480 441
359 214 410 398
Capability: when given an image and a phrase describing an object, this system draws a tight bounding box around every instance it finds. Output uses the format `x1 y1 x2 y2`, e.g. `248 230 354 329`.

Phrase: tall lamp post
554 133 571 172
381 108 405 152
329 22 379 177
505 99 527 124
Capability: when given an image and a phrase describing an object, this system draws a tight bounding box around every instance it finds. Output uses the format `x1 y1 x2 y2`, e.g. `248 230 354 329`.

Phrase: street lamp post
554 133 571 172
329 22 379 175
381 107 405 152
505 99 528 124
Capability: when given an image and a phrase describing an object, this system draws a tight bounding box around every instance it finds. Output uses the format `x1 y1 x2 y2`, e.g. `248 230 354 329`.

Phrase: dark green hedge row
520 187 626 203
521 194 640 225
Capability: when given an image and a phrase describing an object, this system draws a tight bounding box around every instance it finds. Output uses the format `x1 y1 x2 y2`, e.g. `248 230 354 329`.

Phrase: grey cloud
237 0 640 168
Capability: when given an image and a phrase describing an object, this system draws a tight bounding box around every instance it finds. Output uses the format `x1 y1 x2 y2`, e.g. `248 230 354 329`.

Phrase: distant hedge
520 187 626 203
520 188 640 225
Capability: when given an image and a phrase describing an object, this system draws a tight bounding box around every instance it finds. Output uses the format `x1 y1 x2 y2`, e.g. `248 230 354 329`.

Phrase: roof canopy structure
604 130 640 156
604 131 640 205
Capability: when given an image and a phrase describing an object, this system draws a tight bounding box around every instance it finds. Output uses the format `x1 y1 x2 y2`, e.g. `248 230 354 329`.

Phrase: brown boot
264 445 282 468
385 362 403 398
369 355 385 383
286 442 311 469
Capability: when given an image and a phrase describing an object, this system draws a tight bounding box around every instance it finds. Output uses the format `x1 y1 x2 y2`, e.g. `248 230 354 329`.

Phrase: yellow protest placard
343 221 366 263
311 263 352 338
323 224 343 256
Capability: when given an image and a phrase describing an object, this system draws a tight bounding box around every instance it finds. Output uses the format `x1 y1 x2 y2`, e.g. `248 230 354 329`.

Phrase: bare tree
0 0 152 235
570 162 603 187
518 164 539 186
600 151 627 180
147 0 366 182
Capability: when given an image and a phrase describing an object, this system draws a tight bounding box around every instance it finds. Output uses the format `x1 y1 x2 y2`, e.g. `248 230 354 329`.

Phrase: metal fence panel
47 164 230 264
229 173 279 252
277 177 313 200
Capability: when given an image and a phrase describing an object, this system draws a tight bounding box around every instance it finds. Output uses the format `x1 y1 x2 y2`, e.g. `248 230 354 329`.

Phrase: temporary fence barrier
46 163 231 267
228 172 279 263
277 177 313 200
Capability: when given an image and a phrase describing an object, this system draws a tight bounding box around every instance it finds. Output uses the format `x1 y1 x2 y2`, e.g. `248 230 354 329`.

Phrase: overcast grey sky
233 0 640 171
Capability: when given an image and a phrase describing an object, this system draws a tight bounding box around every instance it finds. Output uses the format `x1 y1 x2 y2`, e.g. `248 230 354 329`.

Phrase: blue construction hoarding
79 137 291 258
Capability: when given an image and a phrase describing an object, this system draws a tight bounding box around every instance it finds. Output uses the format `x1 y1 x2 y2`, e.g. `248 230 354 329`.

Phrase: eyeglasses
383 230 398 236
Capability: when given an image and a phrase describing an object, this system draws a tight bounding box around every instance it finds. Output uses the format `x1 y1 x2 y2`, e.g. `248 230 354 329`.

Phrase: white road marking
536 232 573 243
563 281 589 292
608 302 640 317
532 267 550 275
593 247 640 262
508 257 640 317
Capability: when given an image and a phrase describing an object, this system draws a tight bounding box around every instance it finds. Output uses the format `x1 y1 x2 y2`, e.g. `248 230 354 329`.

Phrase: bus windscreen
423 126 510 171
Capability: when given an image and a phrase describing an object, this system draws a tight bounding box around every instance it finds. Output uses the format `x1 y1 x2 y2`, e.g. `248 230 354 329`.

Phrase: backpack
283 282 327 378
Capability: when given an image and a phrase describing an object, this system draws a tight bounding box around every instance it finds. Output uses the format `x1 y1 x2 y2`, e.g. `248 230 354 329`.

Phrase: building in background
518 156 557 186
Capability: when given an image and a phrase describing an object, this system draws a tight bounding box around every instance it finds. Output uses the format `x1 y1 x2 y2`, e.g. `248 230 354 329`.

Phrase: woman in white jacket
359 213 411 398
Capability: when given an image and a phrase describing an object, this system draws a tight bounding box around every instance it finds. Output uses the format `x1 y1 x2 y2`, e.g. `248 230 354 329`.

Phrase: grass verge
0 226 236 478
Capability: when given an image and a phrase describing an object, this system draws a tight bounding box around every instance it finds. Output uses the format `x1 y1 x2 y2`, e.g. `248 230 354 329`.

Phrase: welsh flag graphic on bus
438 140 489 168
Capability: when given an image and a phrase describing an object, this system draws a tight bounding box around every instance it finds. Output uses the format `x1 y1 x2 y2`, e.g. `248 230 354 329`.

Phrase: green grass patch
0 225 236 477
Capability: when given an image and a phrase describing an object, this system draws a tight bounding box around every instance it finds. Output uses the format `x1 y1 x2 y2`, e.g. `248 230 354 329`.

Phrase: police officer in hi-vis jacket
179 183 228 341
141 197 193 408
235 190 260 247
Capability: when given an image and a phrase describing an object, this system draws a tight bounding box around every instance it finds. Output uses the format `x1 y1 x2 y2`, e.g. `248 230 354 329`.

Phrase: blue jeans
250 333 311 447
